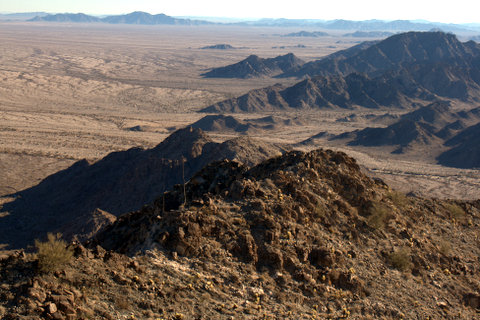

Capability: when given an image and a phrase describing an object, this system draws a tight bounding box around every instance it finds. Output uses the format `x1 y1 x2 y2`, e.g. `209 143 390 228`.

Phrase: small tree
35 233 73 273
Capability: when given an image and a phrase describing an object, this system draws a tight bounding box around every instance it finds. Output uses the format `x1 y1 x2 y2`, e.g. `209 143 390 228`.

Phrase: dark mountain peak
245 54 261 61
190 115 247 132
152 127 212 159
280 31 480 79
202 53 304 79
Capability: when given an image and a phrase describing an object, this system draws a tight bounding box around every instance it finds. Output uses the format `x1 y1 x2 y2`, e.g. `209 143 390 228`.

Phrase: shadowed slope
0 128 287 248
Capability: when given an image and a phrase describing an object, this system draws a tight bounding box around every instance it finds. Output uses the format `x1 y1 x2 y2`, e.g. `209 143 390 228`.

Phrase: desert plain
0 21 479 203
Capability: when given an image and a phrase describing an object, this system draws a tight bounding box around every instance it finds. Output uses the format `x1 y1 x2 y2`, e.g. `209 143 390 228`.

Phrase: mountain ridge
0 127 288 249
201 32 480 112
29 11 212 25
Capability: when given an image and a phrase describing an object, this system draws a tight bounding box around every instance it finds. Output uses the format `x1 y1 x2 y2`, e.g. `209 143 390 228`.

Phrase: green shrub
367 202 390 230
387 191 409 208
438 240 452 256
35 233 73 273
444 203 465 221
388 247 411 272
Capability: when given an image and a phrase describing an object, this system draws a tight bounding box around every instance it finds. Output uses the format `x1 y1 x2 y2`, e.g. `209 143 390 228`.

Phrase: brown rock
28 287 47 303
58 300 76 315
46 302 57 314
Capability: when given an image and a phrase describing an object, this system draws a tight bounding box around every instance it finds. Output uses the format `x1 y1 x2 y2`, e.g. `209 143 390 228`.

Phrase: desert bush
35 233 73 273
388 247 411 272
387 191 409 208
114 295 131 310
367 202 390 230
438 239 452 256
444 203 465 221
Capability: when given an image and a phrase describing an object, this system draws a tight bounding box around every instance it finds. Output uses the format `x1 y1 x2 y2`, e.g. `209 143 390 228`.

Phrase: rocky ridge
1 148 479 319
0 128 287 249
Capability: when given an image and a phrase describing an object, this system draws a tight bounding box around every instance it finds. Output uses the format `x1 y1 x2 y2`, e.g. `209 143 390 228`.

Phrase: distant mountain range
343 31 394 38
28 11 213 25
201 53 305 79
235 18 477 33
200 32 480 112
0 12 48 20
282 31 330 37
10 12 478 32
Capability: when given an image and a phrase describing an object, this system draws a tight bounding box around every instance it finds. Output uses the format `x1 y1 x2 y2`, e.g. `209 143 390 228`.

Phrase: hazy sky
1 0 479 23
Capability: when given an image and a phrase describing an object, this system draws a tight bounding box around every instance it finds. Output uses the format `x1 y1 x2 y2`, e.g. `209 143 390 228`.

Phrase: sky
1 0 479 24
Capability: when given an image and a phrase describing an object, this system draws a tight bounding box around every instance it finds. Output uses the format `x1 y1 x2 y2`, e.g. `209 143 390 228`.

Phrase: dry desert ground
0 22 479 202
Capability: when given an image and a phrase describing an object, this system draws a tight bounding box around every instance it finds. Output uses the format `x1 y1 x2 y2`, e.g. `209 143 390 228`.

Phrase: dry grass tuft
367 202 390 230
388 247 412 272
444 203 465 221
35 233 73 273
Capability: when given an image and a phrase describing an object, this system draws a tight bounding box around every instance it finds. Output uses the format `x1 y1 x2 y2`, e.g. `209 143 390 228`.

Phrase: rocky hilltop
0 128 287 249
1 149 479 319
201 53 305 78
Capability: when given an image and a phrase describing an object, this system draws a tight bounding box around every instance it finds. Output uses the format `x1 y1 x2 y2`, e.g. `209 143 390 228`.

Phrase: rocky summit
2 148 478 319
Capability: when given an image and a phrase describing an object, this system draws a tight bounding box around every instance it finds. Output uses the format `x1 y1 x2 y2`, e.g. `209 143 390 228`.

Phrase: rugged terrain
0 22 479 319
330 101 480 160
0 128 287 249
202 32 480 113
1 149 479 319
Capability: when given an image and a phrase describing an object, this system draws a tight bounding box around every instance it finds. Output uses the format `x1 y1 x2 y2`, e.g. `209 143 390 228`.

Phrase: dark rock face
0 128 287 249
201 53 305 78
